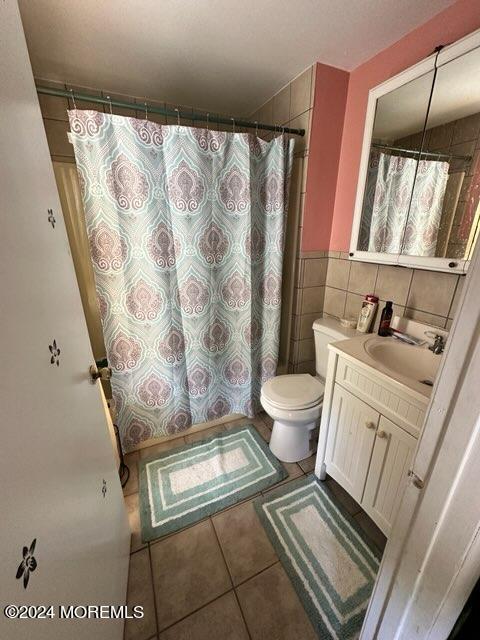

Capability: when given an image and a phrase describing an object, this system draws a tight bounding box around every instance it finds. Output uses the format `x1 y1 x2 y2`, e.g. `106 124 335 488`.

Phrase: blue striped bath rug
254 476 381 639
139 424 287 541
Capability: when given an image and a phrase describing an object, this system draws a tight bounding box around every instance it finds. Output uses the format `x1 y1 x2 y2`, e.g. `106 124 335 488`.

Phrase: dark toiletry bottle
378 301 393 336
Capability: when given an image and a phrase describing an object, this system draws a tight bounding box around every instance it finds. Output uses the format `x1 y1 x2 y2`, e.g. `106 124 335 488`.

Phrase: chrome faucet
425 332 446 355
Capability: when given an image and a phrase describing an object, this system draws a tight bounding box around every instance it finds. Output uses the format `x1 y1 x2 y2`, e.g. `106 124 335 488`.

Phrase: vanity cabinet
317 348 427 537
362 416 416 534
325 385 379 502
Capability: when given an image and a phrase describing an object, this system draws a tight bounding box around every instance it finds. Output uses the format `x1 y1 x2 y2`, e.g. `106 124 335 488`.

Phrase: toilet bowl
261 374 324 462
261 316 359 463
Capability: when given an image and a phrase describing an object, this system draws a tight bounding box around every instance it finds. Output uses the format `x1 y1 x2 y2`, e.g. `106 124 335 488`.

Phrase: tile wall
290 253 465 376
248 66 316 372
36 77 248 164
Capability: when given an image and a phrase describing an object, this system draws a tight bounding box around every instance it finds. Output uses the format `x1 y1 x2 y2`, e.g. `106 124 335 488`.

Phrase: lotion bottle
357 294 378 333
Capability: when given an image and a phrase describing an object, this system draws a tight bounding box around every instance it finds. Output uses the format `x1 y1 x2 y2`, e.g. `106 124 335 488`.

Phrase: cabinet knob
377 430 388 439
365 421 376 430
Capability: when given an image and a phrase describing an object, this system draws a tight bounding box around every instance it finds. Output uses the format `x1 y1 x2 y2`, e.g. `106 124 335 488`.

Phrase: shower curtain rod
36 86 306 137
372 142 471 162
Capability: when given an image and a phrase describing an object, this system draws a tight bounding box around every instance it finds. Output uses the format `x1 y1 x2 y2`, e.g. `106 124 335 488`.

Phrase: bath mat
254 476 381 639
139 425 287 541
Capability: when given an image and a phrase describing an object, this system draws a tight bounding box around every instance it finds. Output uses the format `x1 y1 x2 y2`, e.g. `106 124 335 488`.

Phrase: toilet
261 317 358 463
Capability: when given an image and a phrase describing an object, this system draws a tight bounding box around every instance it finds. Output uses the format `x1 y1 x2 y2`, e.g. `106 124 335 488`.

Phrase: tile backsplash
289 251 464 375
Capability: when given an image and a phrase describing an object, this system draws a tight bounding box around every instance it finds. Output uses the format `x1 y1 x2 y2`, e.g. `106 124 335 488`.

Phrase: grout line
148 543 160 638
154 555 282 639
445 275 461 320
130 543 147 556
156 587 234 635
405 268 414 309
209 517 234 589
148 514 212 547
232 587 253 640
210 518 252 640
372 264 379 295
234 560 280 590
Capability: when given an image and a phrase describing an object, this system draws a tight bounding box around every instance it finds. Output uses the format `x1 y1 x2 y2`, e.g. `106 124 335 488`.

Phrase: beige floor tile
325 477 362 516
124 493 146 553
251 417 271 442
139 436 186 460
123 451 140 496
298 455 316 473
150 519 231 631
158 592 249 640
212 500 278 586
281 461 304 482
124 548 157 640
354 511 387 552
184 424 226 444
259 413 274 429
236 563 317 640
262 462 304 495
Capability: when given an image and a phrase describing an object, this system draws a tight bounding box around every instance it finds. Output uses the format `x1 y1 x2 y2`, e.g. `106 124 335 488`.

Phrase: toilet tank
312 317 358 379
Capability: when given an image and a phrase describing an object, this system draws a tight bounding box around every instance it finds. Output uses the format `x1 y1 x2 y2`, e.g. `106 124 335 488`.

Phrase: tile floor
122 414 387 640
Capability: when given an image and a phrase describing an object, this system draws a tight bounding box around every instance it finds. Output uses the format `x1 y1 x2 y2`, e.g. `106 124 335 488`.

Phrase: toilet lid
262 374 324 410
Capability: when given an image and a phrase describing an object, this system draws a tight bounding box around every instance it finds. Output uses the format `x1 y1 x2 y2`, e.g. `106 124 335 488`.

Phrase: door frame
361 202 480 637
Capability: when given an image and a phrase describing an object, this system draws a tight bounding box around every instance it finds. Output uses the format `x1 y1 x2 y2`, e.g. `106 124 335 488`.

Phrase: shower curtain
68 110 293 451
368 152 449 256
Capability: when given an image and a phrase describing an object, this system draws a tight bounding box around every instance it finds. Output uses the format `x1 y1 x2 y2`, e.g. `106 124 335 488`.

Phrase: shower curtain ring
255 121 258 136
69 88 77 110
231 117 235 134
106 95 113 115
144 101 148 121
206 113 209 130
175 107 180 127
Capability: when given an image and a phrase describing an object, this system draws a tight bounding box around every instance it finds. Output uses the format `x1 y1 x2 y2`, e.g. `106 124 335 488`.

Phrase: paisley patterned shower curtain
368 152 449 256
68 110 293 451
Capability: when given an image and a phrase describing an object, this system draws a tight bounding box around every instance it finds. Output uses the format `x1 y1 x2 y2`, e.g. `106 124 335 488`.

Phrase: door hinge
408 469 425 489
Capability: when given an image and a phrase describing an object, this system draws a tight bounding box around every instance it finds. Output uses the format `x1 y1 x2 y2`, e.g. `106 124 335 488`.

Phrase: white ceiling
19 0 455 116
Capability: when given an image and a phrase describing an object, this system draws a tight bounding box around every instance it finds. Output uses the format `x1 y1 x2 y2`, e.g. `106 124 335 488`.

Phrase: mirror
354 38 480 270
357 70 435 253
402 46 480 261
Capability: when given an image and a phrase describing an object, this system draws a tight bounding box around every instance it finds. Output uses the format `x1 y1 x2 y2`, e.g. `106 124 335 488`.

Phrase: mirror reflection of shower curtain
368 152 449 256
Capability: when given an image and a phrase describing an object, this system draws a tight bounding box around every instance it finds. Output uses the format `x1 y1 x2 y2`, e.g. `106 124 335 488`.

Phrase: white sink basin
364 337 440 384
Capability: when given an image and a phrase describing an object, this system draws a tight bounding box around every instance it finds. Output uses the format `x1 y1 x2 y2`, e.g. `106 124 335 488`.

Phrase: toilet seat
261 374 324 411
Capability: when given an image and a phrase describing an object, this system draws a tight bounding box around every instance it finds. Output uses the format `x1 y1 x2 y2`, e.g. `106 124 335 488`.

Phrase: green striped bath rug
254 476 381 639
139 424 287 541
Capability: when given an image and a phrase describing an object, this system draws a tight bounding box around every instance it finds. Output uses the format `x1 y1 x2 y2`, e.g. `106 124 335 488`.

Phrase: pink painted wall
302 63 349 252
302 0 480 252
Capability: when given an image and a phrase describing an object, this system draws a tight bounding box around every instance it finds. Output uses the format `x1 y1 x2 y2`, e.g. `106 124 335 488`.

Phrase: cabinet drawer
336 356 426 437
362 416 416 537
325 385 379 503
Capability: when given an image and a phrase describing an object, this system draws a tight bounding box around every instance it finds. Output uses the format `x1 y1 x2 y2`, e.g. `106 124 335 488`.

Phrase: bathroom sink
364 337 440 384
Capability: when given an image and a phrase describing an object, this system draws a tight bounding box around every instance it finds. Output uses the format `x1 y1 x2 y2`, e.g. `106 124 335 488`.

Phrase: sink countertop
328 334 436 400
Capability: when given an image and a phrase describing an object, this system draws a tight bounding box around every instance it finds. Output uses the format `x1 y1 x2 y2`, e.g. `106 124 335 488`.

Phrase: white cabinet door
0 3 129 639
325 385 379 502
362 416 417 536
